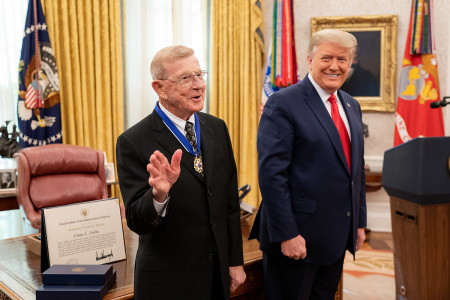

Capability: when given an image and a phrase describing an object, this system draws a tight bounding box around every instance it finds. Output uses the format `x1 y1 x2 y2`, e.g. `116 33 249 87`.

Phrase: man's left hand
355 227 365 252
229 266 246 293
147 149 182 202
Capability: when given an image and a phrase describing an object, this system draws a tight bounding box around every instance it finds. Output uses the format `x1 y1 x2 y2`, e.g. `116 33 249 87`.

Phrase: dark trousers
263 252 345 300
211 250 225 300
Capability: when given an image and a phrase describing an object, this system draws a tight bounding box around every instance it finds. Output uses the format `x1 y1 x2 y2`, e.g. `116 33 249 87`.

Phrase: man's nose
191 76 205 88
329 59 339 70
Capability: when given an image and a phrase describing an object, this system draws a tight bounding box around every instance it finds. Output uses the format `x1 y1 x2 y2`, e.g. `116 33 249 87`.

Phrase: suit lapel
151 112 204 182
301 77 350 175
338 90 360 178
198 114 214 187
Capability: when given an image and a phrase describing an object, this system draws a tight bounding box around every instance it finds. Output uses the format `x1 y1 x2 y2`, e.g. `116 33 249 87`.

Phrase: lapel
198 113 215 187
337 90 360 179
301 76 350 176
151 112 205 183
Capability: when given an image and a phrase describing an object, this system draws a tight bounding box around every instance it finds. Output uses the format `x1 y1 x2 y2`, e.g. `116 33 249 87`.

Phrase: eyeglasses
160 71 208 87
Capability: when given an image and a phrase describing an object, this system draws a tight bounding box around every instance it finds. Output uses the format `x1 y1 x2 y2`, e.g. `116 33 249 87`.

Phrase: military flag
261 0 298 113
18 0 61 148
394 0 444 146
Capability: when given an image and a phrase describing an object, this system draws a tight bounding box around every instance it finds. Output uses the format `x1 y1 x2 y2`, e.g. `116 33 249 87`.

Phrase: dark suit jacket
251 75 367 266
116 110 243 300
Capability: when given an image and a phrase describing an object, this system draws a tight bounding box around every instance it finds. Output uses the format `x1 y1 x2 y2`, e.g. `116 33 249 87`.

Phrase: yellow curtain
41 0 125 197
210 0 264 207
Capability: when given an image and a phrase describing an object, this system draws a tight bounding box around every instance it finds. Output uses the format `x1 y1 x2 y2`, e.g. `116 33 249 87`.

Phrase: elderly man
116 45 246 300
251 29 367 299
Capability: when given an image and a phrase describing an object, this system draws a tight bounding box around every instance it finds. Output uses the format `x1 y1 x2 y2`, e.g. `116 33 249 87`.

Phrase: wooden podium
382 137 450 300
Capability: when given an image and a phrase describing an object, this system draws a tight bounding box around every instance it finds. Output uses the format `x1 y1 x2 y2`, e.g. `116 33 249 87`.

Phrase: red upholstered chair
14 144 108 230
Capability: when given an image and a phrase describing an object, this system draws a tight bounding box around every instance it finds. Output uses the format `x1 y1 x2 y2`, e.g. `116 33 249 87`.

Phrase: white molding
364 156 392 232
364 155 384 172
366 197 392 232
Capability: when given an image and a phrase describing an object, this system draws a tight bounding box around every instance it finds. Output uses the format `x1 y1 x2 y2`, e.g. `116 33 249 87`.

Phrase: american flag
17 0 61 148
25 81 42 109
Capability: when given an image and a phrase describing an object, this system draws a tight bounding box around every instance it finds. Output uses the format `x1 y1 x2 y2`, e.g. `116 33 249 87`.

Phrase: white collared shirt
153 103 197 216
308 73 351 140
159 103 196 151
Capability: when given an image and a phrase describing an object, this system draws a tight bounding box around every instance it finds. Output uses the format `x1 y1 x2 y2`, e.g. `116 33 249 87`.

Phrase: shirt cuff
153 194 169 217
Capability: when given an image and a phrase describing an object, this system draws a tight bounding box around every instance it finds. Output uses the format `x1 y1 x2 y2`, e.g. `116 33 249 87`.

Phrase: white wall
262 0 450 232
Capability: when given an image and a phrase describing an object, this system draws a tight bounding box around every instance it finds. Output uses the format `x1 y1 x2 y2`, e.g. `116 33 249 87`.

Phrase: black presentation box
36 270 116 300
42 264 113 285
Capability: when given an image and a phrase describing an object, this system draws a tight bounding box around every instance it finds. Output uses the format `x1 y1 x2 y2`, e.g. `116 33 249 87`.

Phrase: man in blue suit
251 29 367 299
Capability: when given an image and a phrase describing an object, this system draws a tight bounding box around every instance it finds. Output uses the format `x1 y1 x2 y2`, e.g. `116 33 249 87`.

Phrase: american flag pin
347 102 351 108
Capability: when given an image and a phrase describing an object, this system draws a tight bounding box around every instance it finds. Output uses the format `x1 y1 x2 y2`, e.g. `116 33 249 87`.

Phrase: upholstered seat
14 144 108 230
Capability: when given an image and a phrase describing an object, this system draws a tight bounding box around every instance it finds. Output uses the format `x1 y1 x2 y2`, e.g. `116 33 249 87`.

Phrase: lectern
382 137 450 300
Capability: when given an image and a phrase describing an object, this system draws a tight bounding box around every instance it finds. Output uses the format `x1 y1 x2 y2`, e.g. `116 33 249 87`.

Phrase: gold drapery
210 0 264 207
41 0 125 197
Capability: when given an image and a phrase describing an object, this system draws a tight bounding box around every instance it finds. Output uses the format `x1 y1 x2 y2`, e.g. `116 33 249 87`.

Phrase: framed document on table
41 198 126 272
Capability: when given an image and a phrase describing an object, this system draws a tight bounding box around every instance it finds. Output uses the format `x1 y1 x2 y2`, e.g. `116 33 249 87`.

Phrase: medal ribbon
154 102 201 157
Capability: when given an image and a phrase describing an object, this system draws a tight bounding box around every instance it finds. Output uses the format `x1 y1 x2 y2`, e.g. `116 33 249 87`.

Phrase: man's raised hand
147 149 182 202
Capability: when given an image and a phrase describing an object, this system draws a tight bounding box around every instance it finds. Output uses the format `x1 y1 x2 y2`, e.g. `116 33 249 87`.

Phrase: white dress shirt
153 103 197 216
308 73 351 140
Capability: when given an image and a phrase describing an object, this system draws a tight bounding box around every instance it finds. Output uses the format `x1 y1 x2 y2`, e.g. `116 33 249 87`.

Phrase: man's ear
152 80 168 99
306 56 313 71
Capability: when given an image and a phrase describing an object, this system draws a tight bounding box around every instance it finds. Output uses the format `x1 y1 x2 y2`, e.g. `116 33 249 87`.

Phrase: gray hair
150 45 195 80
307 29 357 59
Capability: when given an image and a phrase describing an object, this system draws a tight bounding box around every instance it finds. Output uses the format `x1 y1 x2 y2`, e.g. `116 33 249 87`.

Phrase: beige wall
262 0 450 161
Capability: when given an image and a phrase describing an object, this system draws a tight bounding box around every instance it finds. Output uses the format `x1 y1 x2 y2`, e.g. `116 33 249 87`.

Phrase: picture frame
311 15 398 112
0 169 16 192
104 163 116 184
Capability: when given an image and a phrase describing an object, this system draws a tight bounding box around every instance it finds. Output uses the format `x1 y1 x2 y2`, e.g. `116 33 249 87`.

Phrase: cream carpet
343 249 395 300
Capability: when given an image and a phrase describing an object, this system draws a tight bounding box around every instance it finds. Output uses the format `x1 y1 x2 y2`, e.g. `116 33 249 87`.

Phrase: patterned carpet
343 249 395 300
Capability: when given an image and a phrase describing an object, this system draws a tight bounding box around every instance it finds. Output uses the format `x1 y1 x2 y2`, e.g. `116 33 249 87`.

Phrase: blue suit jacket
251 75 367 265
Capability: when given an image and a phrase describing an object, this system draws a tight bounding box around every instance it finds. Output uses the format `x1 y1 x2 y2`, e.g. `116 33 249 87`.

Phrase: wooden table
0 194 18 211
0 214 264 300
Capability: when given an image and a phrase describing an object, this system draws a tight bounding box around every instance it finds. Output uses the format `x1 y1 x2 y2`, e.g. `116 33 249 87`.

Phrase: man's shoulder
197 111 225 126
271 78 311 100
119 113 156 141
265 81 309 110
338 89 360 105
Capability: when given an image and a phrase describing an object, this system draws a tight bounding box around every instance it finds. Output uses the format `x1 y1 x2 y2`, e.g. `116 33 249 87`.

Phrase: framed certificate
41 198 126 271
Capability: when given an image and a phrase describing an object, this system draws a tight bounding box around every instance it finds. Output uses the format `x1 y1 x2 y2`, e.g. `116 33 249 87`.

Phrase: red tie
328 94 351 171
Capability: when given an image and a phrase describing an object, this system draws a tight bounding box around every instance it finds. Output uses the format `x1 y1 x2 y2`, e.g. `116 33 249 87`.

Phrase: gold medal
194 156 204 174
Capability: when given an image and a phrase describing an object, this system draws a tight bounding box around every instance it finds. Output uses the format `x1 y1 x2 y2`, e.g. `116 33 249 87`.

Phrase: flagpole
33 0 42 108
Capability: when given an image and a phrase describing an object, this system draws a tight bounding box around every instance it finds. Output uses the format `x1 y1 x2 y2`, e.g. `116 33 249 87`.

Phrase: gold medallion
194 156 203 173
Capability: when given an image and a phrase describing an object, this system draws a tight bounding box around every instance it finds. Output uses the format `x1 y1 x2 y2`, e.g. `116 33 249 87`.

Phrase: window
125 0 207 128
0 0 28 130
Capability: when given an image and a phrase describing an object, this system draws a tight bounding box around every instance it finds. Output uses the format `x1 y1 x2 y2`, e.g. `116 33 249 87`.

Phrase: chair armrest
96 150 108 199
15 152 41 229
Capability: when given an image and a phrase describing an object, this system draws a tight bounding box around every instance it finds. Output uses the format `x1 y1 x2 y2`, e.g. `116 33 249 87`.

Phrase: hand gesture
281 235 307 260
147 149 182 202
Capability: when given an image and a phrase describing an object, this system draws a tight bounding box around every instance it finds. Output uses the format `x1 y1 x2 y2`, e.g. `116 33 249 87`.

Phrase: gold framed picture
311 15 398 112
